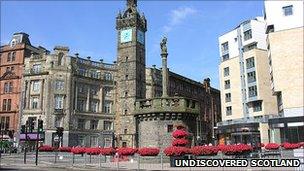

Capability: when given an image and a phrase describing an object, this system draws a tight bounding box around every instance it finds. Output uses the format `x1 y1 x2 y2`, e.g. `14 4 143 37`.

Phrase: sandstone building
3 0 220 147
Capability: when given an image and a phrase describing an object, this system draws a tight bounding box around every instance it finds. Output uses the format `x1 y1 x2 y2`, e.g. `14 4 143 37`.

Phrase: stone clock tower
115 0 147 147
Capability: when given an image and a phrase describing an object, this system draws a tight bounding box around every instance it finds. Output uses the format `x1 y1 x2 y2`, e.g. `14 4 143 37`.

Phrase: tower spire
127 0 137 7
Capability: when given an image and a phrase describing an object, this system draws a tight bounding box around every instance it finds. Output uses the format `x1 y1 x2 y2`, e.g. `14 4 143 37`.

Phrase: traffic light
38 119 43 132
56 127 64 137
21 125 26 133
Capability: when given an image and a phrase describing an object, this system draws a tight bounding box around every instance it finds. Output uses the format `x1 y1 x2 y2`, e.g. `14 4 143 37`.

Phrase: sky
0 0 264 88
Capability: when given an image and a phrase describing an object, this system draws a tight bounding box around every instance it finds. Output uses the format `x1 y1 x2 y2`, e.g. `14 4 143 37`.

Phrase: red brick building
0 32 43 141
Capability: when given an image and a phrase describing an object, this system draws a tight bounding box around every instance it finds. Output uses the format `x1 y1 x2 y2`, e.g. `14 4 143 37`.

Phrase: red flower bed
138 147 160 156
39 145 55 152
58 146 72 152
191 146 219 156
116 147 137 156
281 143 301 150
71 147 86 154
265 143 280 150
164 146 190 156
86 147 101 155
218 144 252 155
172 130 188 139
100 147 116 156
172 139 188 146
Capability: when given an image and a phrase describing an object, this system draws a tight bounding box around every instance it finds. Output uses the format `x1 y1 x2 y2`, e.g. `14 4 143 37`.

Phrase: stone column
25 81 30 109
40 79 44 110
161 52 168 97
86 86 90 111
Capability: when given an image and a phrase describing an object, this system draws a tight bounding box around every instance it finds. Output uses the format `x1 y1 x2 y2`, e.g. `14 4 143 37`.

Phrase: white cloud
163 7 198 34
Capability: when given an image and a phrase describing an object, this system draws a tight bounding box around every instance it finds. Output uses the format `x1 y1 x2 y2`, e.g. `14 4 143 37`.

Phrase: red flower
39 145 55 152
58 146 72 152
86 147 101 155
71 147 86 154
217 144 252 155
172 130 188 139
100 147 116 156
116 147 137 156
265 143 280 150
281 142 301 150
172 138 188 146
191 146 219 156
138 147 160 156
164 146 190 156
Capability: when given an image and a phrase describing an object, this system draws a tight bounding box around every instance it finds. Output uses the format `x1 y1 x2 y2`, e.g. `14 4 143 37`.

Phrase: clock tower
115 0 147 147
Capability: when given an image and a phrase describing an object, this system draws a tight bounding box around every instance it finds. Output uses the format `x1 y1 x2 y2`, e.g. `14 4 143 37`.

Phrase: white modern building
217 17 278 145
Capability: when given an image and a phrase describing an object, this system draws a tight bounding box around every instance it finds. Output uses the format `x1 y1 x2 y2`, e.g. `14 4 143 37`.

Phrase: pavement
0 153 302 171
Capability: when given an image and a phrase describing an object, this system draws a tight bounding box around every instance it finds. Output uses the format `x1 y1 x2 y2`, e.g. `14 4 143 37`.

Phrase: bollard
137 155 140 171
160 153 163 170
72 154 75 165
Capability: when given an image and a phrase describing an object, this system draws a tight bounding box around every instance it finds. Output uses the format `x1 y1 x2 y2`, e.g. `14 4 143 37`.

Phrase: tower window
224 67 229 77
125 91 128 97
126 56 128 62
246 57 255 69
253 101 262 112
125 75 129 80
248 85 258 97
124 129 127 134
124 109 128 115
224 80 230 89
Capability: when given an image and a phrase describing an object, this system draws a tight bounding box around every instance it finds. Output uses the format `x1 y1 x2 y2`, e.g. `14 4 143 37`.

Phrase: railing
134 97 199 115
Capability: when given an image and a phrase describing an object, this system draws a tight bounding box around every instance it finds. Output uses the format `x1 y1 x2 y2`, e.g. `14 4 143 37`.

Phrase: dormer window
283 5 293 16
58 52 64 66
10 39 16 47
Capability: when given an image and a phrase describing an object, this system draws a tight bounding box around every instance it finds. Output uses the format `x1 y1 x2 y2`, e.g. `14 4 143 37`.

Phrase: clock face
120 29 132 43
137 30 145 44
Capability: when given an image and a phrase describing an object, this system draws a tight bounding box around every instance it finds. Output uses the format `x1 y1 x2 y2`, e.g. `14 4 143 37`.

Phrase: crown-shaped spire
127 0 137 7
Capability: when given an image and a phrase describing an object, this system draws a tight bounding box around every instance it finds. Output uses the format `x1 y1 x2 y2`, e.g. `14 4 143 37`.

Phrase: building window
246 57 255 69
90 70 101 79
253 101 262 112
32 64 41 74
7 52 15 62
244 43 257 52
4 82 13 93
221 42 229 53
283 5 293 16
90 101 98 113
104 101 112 114
31 97 39 109
54 116 62 128
104 72 112 81
54 95 64 109
90 120 98 130
167 124 173 133
248 85 258 97
124 129 127 134
104 121 112 130
124 109 128 115
224 80 230 89
104 88 111 97
226 106 232 116
222 54 229 61
125 75 128 80
224 67 229 77
78 86 85 93
78 119 85 130
244 29 252 41
225 93 231 102
0 117 10 130
32 81 40 92
77 99 86 112
91 87 98 95
55 81 64 90
2 99 11 111
247 71 256 83
79 68 86 76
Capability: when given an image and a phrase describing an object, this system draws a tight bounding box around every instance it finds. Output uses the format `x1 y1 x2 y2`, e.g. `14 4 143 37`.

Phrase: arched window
58 52 64 66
